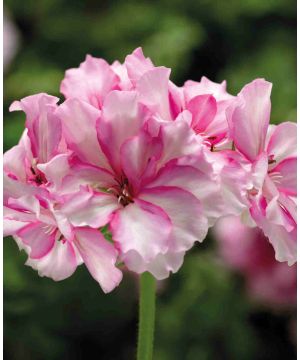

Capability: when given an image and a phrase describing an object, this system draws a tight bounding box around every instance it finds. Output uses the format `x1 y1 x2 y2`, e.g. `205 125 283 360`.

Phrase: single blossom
4 94 122 292
54 89 220 279
214 216 296 308
227 79 297 265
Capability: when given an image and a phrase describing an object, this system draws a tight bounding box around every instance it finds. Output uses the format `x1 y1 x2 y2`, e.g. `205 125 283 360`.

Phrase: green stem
137 272 156 360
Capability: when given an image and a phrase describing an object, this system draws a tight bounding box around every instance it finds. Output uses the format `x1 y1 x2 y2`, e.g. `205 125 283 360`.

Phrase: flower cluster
4 48 297 293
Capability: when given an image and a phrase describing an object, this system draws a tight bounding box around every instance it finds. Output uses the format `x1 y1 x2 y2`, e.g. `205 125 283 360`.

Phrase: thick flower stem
137 272 156 360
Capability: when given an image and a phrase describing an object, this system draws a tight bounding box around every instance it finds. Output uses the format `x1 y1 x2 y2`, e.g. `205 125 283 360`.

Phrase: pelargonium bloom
227 79 297 265
214 216 296 308
4 94 122 293
54 89 220 279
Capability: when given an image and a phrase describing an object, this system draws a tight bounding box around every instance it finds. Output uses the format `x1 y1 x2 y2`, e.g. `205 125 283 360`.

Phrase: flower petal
26 239 78 281
267 122 297 165
74 227 123 293
10 93 61 162
56 98 110 169
97 90 143 173
60 55 119 108
17 222 56 259
228 79 272 161
137 67 171 120
110 199 171 262
61 189 120 228
140 186 207 252
187 95 217 134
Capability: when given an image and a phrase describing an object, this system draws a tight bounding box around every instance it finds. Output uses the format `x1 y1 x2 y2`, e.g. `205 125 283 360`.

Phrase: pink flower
54 89 219 279
183 76 235 146
227 79 297 265
214 216 296 308
4 94 122 293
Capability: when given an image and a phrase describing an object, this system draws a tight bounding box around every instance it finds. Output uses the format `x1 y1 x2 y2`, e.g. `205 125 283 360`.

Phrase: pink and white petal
10 93 61 162
158 120 201 167
61 189 120 228
120 130 162 190
110 199 172 262
265 196 296 233
187 95 217 133
97 90 143 173
122 249 184 280
37 153 71 191
184 76 233 103
146 164 223 225
124 47 154 85
17 222 56 259
111 60 132 90
4 173 47 203
74 227 123 293
60 55 119 107
145 251 185 280
137 67 171 120
3 218 29 237
267 122 297 165
270 158 296 196
56 98 110 169
4 143 27 181
250 199 296 266
139 186 207 252
26 240 78 281
228 79 272 161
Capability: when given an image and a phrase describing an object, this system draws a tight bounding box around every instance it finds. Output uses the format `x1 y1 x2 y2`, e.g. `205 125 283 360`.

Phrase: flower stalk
137 272 156 360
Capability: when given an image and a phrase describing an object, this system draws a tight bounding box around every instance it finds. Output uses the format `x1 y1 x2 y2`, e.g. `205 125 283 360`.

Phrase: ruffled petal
139 186 208 252
26 239 78 281
228 79 272 161
110 199 171 262
56 98 110 169
60 55 119 108
74 227 123 293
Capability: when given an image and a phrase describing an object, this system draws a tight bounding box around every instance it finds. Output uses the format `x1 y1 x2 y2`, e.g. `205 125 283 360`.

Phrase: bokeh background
3 0 296 359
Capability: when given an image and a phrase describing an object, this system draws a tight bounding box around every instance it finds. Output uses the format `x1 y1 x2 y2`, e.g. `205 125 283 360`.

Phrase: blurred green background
4 0 296 359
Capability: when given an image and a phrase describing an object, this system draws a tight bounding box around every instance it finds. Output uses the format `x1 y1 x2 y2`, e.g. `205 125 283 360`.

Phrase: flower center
116 177 134 206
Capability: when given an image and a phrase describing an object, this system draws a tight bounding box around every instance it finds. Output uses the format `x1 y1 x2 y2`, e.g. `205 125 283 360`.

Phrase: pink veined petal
17 222 56 259
122 249 184 280
187 95 217 134
120 130 162 191
56 98 110 169
111 60 132 90
3 174 47 204
250 198 296 266
37 153 71 191
97 90 143 174
265 196 296 233
169 81 184 119
184 76 233 103
158 119 201 167
144 251 185 280
60 54 119 108
25 239 78 281
74 227 123 293
269 158 296 196
10 93 61 163
4 142 27 182
267 122 297 165
137 67 172 120
228 79 272 161
4 219 29 237
61 160 115 195
146 163 223 225
61 189 120 228
110 199 172 262
124 47 154 85
139 186 208 252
